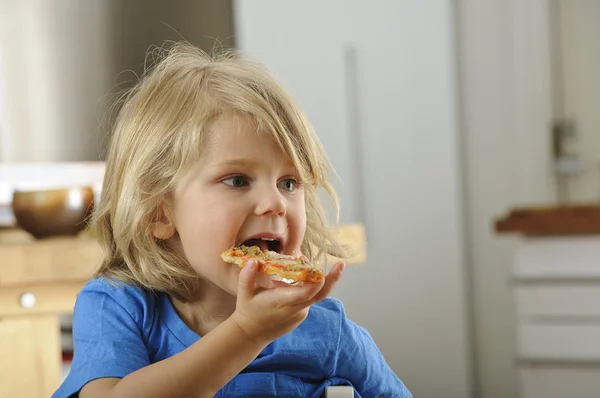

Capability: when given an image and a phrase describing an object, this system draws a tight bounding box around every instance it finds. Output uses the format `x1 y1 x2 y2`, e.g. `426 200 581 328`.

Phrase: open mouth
241 237 282 253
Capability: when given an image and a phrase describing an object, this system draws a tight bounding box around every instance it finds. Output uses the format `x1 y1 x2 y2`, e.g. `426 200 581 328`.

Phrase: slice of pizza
221 245 325 283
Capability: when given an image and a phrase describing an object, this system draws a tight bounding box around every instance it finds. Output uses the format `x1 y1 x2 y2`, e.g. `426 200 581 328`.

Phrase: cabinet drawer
0 282 83 317
519 365 600 398
0 235 99 286
516 284 600 318
519 323 600 361
0 315 62 398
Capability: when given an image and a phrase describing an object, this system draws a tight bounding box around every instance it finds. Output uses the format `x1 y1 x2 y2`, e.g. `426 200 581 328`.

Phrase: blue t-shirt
53 278 411 397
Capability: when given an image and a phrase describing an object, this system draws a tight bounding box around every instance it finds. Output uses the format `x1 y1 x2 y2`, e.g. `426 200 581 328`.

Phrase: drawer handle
20 293 36 308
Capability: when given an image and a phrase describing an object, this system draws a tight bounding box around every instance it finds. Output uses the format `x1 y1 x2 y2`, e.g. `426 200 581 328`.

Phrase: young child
54 43 412 398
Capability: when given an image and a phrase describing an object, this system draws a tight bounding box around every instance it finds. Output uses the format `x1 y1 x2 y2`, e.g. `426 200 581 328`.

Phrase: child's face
168 116 307 295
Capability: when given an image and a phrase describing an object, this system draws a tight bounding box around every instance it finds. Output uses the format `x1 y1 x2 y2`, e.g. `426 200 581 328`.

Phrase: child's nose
254 187 286 217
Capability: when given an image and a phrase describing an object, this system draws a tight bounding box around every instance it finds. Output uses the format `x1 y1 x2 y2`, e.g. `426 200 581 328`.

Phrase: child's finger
262 278 324 307
255 272 278 289
296 262 345 307
266 280 295 289
237 259 259 300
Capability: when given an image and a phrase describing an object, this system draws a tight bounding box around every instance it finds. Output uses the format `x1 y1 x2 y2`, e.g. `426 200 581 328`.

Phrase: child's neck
170 282 237 337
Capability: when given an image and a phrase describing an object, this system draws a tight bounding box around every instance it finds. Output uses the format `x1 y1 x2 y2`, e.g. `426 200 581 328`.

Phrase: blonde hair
93 42 347 300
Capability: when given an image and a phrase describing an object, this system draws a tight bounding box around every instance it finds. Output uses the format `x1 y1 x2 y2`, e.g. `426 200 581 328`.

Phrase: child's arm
80 315 265 398
75 260 344 398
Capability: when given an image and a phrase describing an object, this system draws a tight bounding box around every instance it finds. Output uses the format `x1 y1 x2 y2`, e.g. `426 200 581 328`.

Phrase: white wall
0 0 235 162
0 0 114 162
0 34 4 159
234 2 472 397
555 1 600 202
457 1 556 397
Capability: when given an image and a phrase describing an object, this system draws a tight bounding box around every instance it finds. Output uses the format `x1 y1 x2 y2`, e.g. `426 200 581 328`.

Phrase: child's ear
152 220 176 240
151 204 176 240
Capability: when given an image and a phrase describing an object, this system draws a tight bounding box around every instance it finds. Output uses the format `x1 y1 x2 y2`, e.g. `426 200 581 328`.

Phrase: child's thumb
237 259 258 299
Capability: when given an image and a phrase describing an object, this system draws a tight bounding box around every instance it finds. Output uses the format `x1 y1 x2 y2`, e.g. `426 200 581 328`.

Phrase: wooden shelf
495 203 600 237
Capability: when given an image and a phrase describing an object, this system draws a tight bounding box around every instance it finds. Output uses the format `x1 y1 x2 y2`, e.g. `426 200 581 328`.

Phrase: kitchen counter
495 203 600 236
0 223 366 398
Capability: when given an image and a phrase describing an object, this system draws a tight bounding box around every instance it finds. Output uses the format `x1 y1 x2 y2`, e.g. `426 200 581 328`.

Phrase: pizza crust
221 245 325 283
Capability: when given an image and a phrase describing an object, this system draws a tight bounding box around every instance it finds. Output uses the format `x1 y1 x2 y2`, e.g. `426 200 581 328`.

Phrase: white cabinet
513 236 600 398
233 2 471 397
520 366 600 398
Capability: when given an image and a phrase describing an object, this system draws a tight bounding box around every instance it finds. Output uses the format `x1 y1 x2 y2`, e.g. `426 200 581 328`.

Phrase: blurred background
1 1 600 398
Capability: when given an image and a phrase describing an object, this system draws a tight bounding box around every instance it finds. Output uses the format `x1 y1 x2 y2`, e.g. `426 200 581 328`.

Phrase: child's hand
231 259 345 345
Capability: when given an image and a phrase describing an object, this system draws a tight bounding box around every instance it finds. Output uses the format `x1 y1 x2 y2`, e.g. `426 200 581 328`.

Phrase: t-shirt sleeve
332 301 413 398
52 279 151 398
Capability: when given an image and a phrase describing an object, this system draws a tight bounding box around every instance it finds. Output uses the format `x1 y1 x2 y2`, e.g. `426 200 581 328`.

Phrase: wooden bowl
11 186 95 239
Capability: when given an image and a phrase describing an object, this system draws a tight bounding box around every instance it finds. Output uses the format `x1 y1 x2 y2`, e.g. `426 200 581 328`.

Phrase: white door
551 1 600 203
233 2 472 397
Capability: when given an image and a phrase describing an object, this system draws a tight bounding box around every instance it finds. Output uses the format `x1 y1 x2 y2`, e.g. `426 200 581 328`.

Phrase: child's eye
278 178 299 192
222 175 249 188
